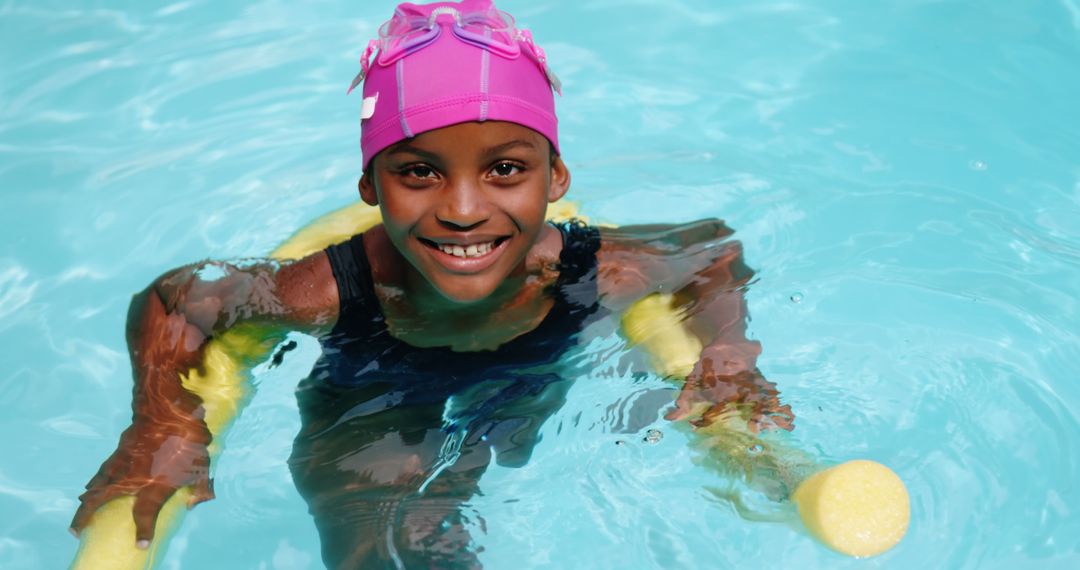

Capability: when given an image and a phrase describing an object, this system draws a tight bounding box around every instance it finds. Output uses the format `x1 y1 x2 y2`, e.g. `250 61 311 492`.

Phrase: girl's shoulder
596 219 748 308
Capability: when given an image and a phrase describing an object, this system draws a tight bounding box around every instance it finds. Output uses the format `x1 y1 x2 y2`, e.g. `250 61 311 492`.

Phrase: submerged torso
287 220 605 569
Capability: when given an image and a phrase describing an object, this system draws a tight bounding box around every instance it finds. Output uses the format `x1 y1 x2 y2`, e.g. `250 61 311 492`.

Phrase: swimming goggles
348 5 561 95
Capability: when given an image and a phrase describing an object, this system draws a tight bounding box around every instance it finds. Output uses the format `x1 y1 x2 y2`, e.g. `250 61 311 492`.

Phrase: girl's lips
418 236 510 274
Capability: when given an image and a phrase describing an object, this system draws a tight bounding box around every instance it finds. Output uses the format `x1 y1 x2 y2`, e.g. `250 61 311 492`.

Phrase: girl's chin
431 280 502 304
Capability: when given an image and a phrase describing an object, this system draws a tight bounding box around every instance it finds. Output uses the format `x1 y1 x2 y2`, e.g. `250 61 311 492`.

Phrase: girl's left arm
597 220 794 432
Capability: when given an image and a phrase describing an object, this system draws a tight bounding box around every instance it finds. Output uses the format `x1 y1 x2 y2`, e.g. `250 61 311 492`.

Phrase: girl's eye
491 162 522 178
403 165 436 179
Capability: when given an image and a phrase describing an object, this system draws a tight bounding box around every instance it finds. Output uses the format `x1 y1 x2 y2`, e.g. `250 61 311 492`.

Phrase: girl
70 1 793 567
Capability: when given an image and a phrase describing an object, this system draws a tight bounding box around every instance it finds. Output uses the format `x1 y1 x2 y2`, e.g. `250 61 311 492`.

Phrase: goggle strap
347 39 380 95
520 30 562 95
451 25 520 58
546 65 563 96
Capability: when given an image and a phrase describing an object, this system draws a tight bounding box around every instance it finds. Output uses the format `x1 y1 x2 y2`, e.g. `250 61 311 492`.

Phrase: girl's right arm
69 252 339 547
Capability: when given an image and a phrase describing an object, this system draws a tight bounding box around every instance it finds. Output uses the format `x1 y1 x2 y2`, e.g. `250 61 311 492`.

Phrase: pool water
3 0 1080 568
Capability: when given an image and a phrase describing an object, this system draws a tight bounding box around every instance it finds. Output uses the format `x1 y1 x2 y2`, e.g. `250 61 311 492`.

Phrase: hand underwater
70 417 214 548
665 344 795 433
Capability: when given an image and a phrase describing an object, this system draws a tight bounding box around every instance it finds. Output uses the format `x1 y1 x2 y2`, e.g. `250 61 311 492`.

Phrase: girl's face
360 121 570 304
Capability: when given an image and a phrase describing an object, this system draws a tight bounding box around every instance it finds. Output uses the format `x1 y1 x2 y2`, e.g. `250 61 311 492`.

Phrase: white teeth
437 241 497 258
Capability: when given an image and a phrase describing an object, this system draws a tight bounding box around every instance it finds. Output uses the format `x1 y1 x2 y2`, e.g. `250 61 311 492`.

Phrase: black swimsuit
287 221 603 570
311 220 602 407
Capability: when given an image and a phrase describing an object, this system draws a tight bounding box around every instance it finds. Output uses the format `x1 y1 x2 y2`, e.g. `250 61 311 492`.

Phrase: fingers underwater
70 485 119 536
132 488 171 544
187 477 215 509
664 395 693 421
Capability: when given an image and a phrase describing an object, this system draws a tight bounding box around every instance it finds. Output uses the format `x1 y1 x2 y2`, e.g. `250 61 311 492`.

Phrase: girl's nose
436 181 490 230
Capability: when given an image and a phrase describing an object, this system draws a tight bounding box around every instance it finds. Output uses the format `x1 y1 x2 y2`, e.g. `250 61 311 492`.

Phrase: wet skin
361 121 570 306
70 120 793 567
357 121 572 351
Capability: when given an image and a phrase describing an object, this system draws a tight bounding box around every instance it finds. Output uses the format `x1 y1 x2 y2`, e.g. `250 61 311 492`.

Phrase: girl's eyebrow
482 140 536 157
385 139 537 161
385 144 439 161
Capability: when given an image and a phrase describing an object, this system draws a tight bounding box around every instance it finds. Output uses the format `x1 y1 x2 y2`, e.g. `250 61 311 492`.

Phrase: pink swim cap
351 0 561 169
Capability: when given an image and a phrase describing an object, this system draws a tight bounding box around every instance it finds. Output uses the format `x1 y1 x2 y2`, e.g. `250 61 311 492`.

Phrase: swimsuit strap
325 233 384 337
550 219 601 310
552 219 601 287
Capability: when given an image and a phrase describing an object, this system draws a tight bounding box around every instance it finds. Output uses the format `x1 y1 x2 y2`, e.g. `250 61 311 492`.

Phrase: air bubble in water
643 429 663 444
615 440 627 446
790 292 804 304
748 444 764 454
969 160 988 171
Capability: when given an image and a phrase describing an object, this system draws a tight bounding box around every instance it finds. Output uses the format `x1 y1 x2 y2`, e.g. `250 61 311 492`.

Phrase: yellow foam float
793 459 910 557
71 200 907 567
620 291 909 558
70 200 577 568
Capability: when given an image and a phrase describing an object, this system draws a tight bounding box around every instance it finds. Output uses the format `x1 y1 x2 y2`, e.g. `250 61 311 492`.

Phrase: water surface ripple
1 0 1079 568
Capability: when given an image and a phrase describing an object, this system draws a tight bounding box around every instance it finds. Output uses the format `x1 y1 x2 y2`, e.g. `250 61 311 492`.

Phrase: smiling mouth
419 237 510 259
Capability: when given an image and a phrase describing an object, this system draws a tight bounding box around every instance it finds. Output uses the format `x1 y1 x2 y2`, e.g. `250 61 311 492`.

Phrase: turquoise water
3 0 1080 567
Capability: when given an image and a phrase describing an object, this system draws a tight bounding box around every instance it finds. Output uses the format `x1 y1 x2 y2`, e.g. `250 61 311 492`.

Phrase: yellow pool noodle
620 296 910 557
70 324 289 570
74 200 908 564
793 460 910 557
620 293 702 379
70 200 582 569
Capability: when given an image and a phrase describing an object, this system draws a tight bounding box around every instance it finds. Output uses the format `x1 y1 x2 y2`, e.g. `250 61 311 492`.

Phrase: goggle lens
350 6 559 95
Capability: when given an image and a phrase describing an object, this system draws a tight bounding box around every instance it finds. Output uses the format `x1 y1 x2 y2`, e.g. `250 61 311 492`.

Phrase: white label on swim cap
361 93 379 120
